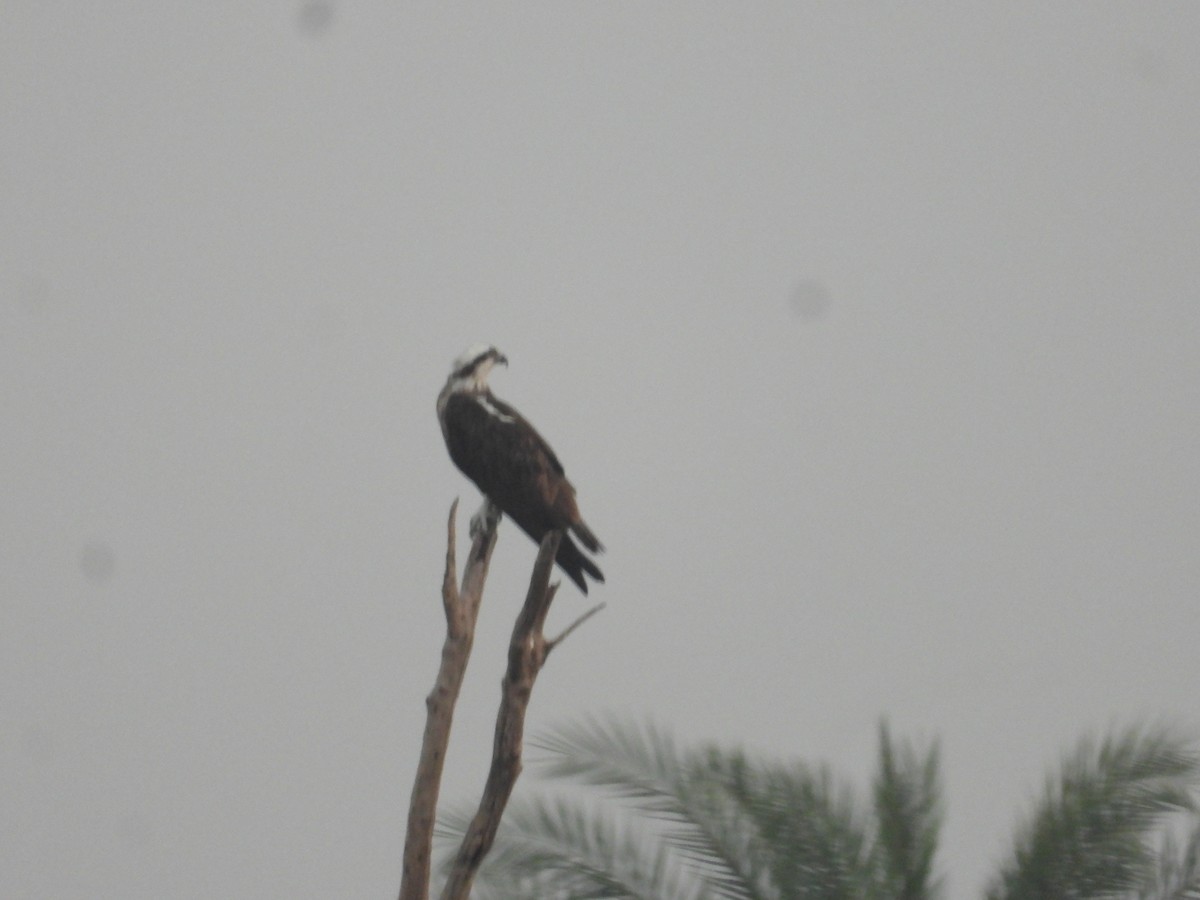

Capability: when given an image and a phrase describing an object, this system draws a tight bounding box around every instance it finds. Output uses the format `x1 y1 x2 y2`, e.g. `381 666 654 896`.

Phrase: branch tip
547 601 606 653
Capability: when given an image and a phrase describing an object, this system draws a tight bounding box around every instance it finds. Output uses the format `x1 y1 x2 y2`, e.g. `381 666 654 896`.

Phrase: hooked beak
493 351 508 366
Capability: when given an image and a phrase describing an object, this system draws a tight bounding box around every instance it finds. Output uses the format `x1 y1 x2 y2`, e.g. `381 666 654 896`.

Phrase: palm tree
438 716 942 899
987 727 1200 900
438 719 1199 899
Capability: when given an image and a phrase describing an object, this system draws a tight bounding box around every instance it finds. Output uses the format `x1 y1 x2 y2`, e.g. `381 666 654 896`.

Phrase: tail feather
570 519 604 554
556 533 604 594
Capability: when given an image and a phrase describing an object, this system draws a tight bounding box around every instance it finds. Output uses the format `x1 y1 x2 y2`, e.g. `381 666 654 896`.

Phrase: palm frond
530 715 766 898
531 714 687 817
437 793 706 900
530 716 885 899
1139 813 1200 900
871 721 944 900
435 715 1197 900
987 725 1200 900
681 744 879 899
752 762 875 899
670 750 778 898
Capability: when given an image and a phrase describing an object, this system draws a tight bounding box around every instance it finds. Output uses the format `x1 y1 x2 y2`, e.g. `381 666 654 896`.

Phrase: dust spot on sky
789 279 832 321
297 1 335 37
79 541 116 585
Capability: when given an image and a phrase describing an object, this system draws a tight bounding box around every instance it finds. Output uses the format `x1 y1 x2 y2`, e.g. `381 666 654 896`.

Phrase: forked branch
440 529 566 899
399 505 603 900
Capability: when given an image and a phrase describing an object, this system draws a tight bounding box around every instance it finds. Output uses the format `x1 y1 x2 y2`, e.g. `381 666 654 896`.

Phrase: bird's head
446 343 508 393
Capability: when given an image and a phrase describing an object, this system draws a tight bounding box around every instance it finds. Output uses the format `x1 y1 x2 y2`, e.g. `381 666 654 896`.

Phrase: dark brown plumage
437 346 604 592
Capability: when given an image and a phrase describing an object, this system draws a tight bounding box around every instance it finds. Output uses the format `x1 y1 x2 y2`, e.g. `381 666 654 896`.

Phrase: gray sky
3 4 1198 897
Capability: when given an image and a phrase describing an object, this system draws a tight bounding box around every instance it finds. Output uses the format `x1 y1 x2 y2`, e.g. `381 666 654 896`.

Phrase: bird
437 344 604 593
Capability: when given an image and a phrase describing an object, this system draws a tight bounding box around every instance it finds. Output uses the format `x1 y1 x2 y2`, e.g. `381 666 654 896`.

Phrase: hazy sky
3 4 1198 897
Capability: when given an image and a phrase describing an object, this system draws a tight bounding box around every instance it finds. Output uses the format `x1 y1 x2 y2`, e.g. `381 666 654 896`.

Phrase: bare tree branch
547 601 606 656
399 499 499 900
440 529 563 900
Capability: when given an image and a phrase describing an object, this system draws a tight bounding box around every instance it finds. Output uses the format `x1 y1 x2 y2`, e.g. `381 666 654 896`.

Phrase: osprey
437 345 605 593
